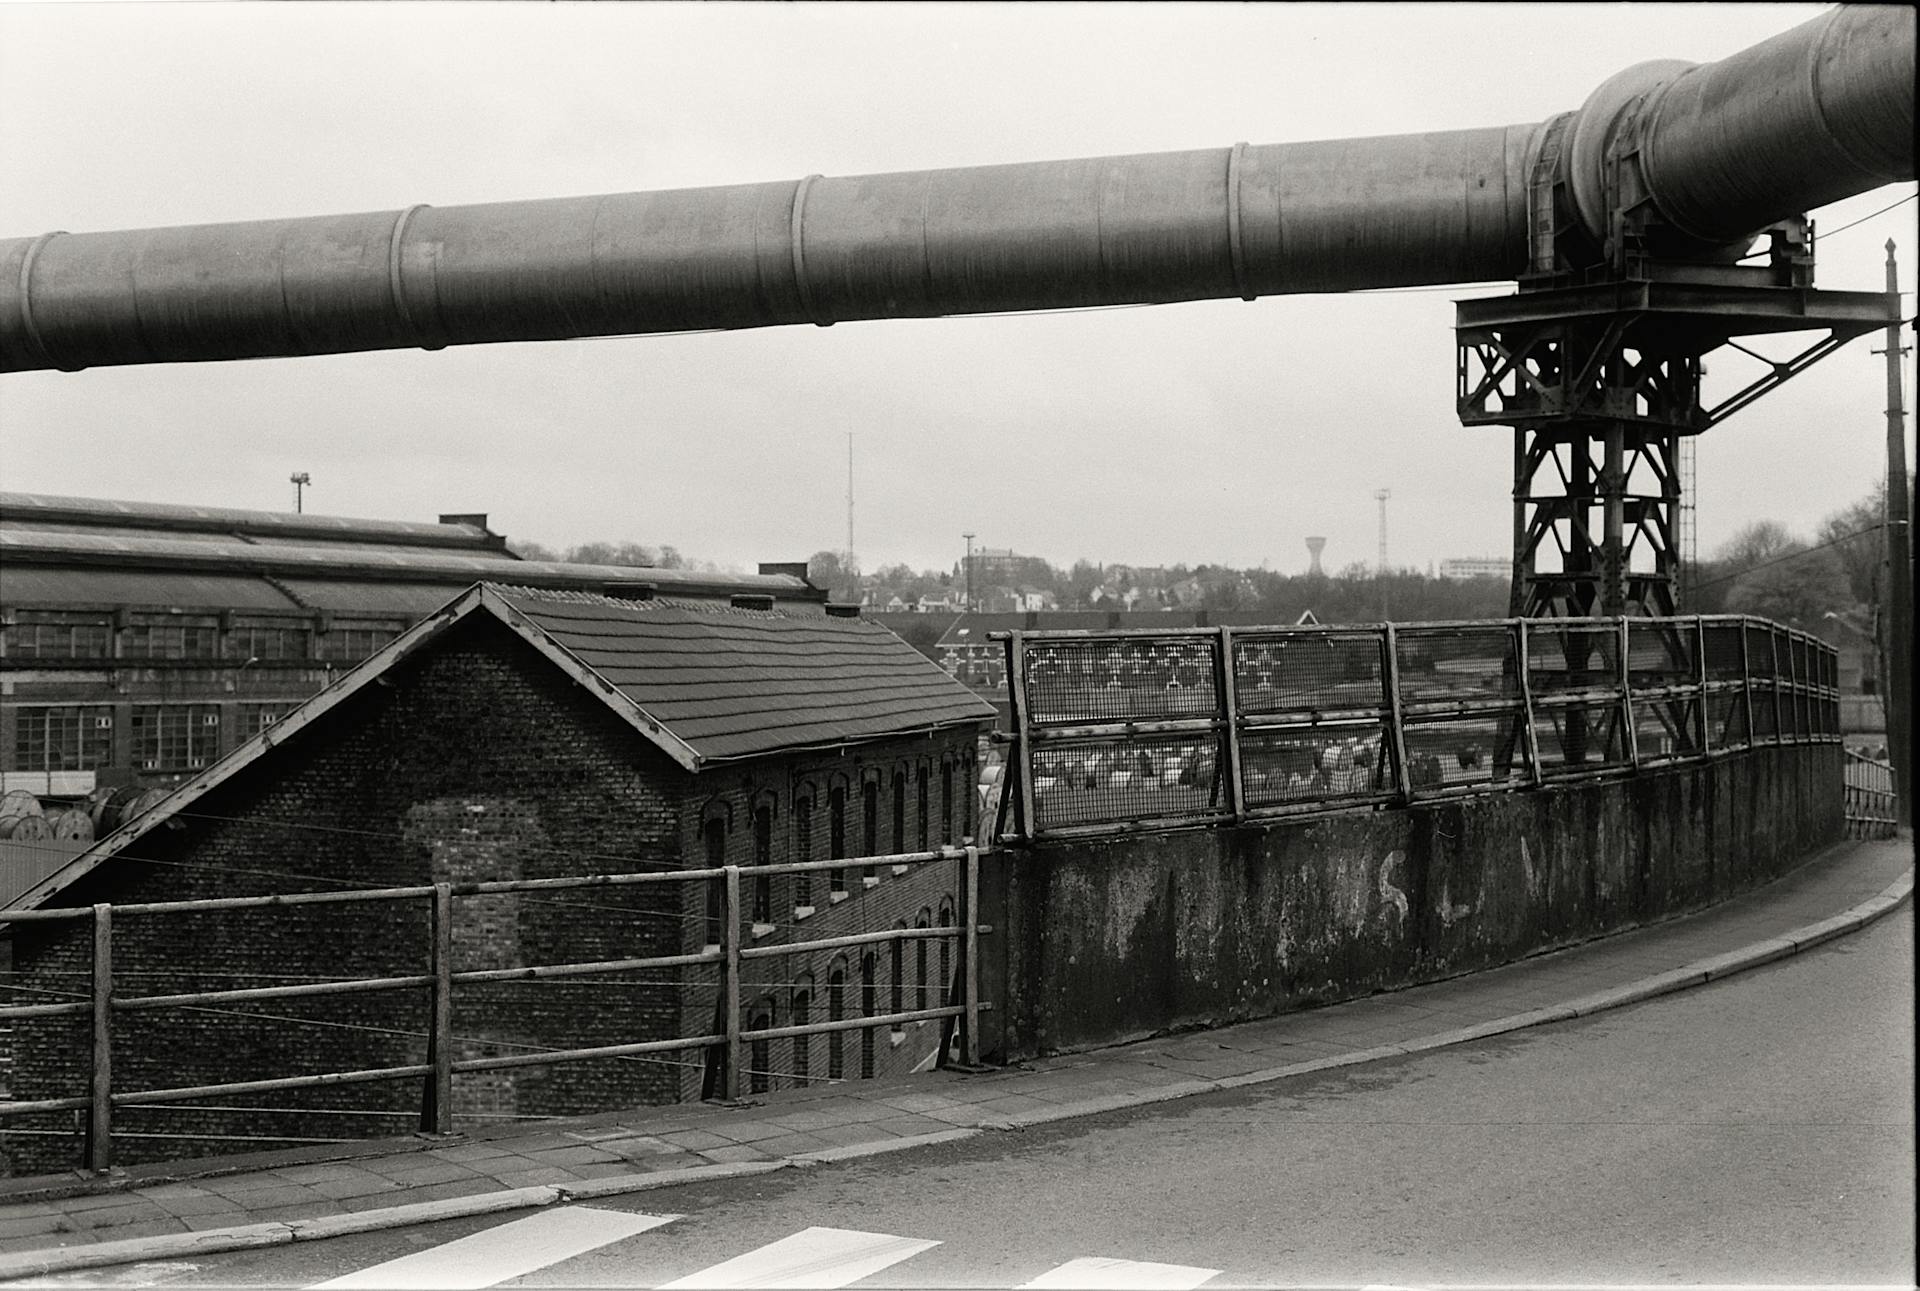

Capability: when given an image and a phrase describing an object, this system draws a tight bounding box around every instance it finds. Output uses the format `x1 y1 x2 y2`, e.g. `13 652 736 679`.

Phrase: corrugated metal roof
0 491 500 549
1 531 817 600
0 565 304 612
274 580 484 616
496 586 995 762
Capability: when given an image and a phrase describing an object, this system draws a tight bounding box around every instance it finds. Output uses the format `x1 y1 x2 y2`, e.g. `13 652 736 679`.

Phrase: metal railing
999 615 1840 839
1843 749 1899 839
0 846 989 1174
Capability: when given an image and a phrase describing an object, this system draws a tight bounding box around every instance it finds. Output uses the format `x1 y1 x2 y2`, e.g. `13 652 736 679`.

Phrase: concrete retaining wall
982 743 1840 1059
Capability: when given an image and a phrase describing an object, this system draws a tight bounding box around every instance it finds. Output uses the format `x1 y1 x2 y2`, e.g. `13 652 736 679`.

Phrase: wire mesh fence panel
1626 619 1696 688
1702 621 1746 682
1240 723 1396 809
1020 635 1218 725
1232 631 1388 716
1401 715 1529 791
1524 622 1619 697
1395 626 1519 706
1534 702 1631 775
1028 733 1228 831
1707 689 1751 749
1633 698 1697 763
1743 622 1778 683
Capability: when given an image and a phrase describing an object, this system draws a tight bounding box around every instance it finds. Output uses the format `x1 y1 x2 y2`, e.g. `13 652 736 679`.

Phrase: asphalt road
124 907 1917 1288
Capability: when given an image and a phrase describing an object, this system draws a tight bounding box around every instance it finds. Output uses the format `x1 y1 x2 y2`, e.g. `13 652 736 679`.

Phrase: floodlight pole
1879 241 1912 825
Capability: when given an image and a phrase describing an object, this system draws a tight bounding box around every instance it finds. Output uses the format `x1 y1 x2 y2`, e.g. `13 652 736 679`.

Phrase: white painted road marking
309 1206 679 1289
1020 1256 1222 1289
657 1225 940 1289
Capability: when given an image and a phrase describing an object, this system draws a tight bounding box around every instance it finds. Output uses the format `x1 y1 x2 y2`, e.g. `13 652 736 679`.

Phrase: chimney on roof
730 594 776 612
438 513 508 551
603 582 657 601
825 604 861 618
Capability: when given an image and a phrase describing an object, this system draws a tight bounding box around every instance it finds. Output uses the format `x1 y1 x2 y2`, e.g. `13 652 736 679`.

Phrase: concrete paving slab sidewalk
0 835 1909 1281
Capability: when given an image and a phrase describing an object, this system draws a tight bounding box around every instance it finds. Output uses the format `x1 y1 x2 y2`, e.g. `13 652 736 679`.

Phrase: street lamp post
290 472 311 514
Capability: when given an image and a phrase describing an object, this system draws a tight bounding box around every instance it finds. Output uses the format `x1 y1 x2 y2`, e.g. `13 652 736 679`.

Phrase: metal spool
96 785 167 834
0 790 45 827
1 813 55 842
47 808 95 843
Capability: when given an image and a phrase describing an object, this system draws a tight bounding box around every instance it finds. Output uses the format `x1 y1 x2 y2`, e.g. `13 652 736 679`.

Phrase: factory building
3 582 992 1172
0 491 825 856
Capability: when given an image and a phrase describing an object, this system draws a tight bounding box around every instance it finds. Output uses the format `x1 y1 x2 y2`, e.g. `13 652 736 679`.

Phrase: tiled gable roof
493 587 994 763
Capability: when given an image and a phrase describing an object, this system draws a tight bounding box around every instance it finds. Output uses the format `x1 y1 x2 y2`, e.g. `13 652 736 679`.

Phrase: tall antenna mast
846 432 855 562
1374 488 1391 573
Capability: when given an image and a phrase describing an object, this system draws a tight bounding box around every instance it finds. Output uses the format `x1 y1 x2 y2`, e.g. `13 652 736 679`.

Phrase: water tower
1305 536 1326 577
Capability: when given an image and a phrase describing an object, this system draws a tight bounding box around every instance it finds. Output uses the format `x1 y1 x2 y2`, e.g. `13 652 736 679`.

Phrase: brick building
2 583 990 1174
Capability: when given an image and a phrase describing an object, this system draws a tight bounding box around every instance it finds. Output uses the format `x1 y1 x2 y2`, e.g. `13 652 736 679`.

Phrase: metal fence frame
1843 749 1899 839
0 846 988 1173
999 615 1840 840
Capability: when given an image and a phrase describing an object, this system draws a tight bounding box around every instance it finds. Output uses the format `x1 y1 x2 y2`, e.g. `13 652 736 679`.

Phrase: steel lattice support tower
1455 106 1892 620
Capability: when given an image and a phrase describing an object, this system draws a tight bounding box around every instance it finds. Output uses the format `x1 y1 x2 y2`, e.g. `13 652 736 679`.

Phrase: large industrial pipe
2 5 1910 375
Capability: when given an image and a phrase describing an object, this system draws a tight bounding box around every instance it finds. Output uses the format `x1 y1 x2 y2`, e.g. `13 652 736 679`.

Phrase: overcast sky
0 2 1913 578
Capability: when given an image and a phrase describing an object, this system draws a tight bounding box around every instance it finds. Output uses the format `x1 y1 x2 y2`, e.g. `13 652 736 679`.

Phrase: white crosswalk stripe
656 1225 941 1289
1019 1256 1222 1289
307 1206 679 1290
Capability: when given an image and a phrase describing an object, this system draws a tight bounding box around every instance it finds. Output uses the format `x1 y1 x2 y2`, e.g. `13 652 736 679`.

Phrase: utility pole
963 532 976 613
290 472 310 513
1877 241 1912 825
845 433 855 565
1375 488 1392 621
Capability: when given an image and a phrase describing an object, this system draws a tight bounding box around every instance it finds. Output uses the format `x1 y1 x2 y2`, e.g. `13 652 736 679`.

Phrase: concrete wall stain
993 744 1840 1061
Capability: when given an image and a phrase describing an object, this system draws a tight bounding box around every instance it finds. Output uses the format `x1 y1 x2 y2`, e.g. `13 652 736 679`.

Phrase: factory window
938 898 954 1004
314 625 398 664
790 981 813 1086
915 909 931 1012
121 617 220 661
751 804 773 924
891 770 907 853
129 704 221 771
940 760 954 844
889 923 905 1016
12 706 114 772
828 783 847 897
226 620 307 662
749 1001 773 1095
827 964 847 1080
3 612 112 661
860 952 877 1079
238 704 289 737
702 817 726 948
861 777 879 878
916 765 930 851
792 792 815 909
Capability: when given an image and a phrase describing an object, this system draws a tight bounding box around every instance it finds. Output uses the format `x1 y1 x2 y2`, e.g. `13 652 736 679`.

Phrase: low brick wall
982 742 1841 1059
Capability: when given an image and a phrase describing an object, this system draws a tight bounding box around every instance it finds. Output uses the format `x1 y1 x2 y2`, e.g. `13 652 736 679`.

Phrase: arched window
791 979 813 1086
960 748 977 838
702 816 726 948
861 778 880 878
793 793 814 909
916 764 930 851
827 964 847 1080
914 909 932 1012
891 769 907 853
940 759 954 845
889 923 905 1017
749 1000 774 1095
829 783 848 896
751 803 774 924
860 952 877 1078
937 897 955 1005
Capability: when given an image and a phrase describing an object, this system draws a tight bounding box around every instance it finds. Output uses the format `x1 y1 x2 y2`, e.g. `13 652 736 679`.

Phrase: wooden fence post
422 883 454 1134
1619 618 1639 771
1218 627 1246 823
1381 625 1412 803
86 903 112 1173
724 866 742 1101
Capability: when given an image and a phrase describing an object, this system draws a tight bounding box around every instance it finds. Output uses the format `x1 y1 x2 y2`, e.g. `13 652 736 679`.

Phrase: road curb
5 866 1908 1281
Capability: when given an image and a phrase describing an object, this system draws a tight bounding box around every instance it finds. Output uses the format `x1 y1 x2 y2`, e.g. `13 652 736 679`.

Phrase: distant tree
1724 543 1849 628
1064 560 1103 610
507 539 561 563
808 550 862 603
